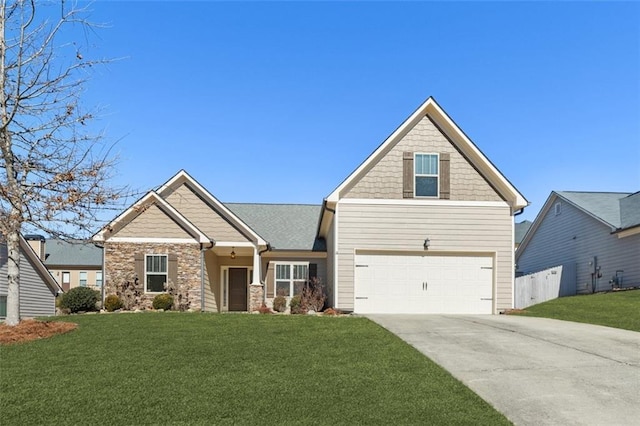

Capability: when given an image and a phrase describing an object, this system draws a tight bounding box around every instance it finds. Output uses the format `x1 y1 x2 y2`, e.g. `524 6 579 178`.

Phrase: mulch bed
0 320 77 345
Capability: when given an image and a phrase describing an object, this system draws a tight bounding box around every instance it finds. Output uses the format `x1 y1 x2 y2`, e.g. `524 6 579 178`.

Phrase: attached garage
354 253 494 314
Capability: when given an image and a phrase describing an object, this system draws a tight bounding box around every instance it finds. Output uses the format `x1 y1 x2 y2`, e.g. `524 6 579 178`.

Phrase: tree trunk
5 227 20 325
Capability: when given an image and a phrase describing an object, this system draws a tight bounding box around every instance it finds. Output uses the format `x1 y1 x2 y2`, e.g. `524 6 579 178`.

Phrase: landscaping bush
301 278 326 312
289 294 306 314
152 294 174 311
104 294 123 312
59 287 100 313
272 296 287 313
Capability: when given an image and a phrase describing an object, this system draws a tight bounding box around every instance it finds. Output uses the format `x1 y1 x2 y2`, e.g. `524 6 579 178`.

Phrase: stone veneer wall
104 242 202 310
249 284 264 312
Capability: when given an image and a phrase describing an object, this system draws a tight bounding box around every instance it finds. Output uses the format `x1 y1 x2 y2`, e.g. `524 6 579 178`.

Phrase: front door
228 268 248 311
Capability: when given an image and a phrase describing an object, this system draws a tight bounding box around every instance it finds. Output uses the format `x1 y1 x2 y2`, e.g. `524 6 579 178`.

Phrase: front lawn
514 289 640 332
0 313 509 425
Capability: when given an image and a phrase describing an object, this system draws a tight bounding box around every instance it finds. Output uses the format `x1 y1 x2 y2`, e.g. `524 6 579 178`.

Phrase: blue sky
76 1 639 223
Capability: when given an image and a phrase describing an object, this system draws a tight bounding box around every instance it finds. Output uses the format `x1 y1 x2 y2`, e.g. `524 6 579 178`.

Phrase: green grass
515 289 640 332
0 313 509 425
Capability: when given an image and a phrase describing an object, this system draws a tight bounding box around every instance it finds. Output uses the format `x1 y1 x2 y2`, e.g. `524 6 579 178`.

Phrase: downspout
200 240 215 312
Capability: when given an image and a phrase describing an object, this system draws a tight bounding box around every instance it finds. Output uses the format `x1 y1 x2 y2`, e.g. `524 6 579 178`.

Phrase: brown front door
228 268 248 311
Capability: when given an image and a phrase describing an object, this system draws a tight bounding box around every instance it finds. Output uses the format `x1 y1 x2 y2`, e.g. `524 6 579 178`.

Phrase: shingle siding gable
165 184 250 242
343 115 503 201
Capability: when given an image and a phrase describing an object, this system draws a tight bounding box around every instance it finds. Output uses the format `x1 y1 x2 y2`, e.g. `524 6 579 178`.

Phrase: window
145 254 167 293
79 271 87 287
0 295 6 318
96 271 103 288
415 153 439 197
275 263 308 297
62 272 70 287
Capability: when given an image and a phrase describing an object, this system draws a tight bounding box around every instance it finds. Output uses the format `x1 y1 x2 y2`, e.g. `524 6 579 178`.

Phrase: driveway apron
367 314 640 426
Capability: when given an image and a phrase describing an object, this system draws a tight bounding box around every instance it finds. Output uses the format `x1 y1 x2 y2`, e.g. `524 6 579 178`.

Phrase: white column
251 245 261 285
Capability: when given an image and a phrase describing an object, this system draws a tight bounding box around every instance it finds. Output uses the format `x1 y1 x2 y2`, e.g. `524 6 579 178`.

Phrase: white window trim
145 254 168 294
62 271 71 286
274 262 309 298
554 202 562 216
220 266 252 312
96 271 103 288
414 152 440 198
79 271 88 287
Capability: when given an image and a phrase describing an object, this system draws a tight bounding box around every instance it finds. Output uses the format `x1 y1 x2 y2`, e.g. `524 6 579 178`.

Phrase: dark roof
555 191 635 229
515 220 532 244
224 203 325 251
620 192 640 229
44 240 103 267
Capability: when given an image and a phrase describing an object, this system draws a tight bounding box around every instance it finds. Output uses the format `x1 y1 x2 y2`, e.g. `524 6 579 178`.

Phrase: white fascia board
325 98 527 210
262 251 327 259
338 198 509 208
97 191 211 244
325 99 431 203
426 100 528 210
213 241 257 248
157 170 267 246
93 191 161 242
19 235 63 294
106 237 202 244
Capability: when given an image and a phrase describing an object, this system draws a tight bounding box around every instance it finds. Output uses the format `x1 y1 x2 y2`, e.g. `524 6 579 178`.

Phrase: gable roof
324 96 528 210
93 191 211 244
516 190 639 257
156 170 267 246
43 240 102 267
225 203 325 251
555 191 633 229
515 220 532 245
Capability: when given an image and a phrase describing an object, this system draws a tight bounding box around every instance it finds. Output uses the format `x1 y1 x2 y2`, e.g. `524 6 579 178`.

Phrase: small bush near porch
1 314 509 425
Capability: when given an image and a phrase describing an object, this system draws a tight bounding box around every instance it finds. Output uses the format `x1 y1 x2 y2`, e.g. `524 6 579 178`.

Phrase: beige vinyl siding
165 184 250 242
516 199 640 293
344 115 503 202
0 243 56 318
336 202 514 313
48 267 102 290
325 218 335 307
203 250 219 312
262 256 327 299
115 204 193 239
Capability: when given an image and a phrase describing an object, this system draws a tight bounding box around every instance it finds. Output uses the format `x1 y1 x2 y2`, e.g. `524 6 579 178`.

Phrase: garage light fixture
423 238 430 249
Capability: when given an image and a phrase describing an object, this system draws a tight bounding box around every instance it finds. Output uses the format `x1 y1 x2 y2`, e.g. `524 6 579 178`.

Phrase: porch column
251 246 261 285
249 246 264 311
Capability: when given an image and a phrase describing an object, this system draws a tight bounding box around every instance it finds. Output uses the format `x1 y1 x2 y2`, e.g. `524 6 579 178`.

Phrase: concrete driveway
367 314 640 426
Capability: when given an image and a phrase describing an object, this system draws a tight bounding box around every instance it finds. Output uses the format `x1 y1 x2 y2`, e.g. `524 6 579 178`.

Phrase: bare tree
0 1 128 325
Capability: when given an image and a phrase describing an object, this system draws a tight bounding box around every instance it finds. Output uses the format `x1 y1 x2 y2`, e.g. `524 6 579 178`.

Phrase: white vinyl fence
515 263 576 309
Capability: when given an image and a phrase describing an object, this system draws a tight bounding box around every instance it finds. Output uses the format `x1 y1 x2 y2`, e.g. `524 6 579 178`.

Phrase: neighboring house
94 97 527 314
24 236 103 292
515 220 532 250
0 235 63 319
516 191 640 294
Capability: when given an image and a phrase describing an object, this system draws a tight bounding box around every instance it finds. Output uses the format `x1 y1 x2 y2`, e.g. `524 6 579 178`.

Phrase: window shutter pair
402 152 450 199
134 252 177 289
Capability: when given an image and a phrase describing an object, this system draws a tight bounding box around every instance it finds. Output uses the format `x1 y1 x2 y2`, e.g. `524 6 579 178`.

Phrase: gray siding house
0 235 63 319
516 191 640 294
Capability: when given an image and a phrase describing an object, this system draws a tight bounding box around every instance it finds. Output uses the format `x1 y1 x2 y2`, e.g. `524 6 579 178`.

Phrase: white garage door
354 254 493 314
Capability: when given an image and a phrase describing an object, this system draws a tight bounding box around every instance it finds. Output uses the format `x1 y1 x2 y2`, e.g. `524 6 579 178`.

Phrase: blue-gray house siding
0 238 60 319
516 195 640 293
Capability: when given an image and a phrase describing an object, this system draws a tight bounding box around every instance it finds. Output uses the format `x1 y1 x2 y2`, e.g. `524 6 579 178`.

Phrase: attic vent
554 202 561 216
